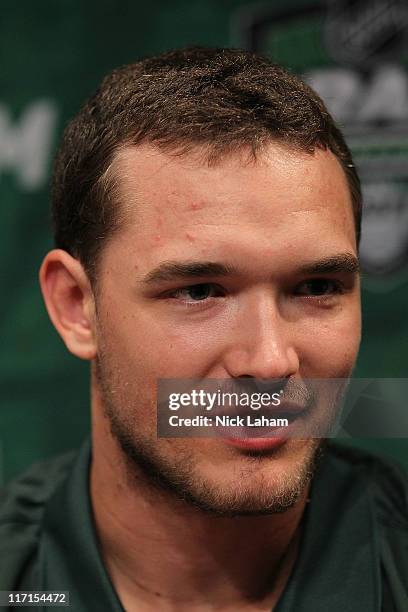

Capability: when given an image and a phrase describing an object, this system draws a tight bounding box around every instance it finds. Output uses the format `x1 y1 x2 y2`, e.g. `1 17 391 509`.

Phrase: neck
90 427 309 611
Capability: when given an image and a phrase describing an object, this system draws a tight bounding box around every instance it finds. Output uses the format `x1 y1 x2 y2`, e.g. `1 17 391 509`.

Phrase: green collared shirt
0 440 407 611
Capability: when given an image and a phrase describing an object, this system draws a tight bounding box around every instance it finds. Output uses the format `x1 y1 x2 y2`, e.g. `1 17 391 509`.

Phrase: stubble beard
94 354 324 517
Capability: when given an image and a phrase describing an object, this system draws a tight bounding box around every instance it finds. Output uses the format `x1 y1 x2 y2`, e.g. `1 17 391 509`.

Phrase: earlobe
39 249 97 360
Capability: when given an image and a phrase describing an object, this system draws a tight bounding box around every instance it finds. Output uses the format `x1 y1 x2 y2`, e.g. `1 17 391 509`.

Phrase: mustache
199 378 316 414
217 378 312 400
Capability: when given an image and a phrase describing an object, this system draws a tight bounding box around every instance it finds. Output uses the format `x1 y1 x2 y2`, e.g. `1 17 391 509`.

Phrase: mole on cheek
185 232 195 242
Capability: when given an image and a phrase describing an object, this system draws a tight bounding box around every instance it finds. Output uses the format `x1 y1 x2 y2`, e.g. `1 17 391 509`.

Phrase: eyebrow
297 254 360 275
142 261 236 285
141 253 360 285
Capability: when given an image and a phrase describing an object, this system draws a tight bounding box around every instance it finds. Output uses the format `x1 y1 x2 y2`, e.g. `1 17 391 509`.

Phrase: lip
222 436 288 452
214 401 307 452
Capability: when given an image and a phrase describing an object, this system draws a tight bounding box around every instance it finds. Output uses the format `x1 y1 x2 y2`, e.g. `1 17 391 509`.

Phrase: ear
39 249 97 360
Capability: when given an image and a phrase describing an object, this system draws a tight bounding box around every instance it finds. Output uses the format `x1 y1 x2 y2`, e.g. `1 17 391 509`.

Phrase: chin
184 438 321 516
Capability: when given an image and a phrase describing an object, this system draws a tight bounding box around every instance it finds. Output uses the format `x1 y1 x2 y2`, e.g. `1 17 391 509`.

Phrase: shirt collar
39 439 124 611
275 445 381 611
38 440 381 612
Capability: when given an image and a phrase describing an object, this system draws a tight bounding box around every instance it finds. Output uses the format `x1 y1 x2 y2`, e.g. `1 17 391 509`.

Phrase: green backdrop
1 0 407 483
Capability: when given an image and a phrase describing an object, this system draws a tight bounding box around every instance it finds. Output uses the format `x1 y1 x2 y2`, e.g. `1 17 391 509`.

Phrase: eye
294 278 343 297
167 283 224 302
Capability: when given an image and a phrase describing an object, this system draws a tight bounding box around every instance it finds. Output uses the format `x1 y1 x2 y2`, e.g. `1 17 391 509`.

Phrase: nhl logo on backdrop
233 0 408 290
324 0 408 286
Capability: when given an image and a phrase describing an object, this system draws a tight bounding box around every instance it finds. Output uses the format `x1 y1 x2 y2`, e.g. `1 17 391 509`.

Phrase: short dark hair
52 46 361 282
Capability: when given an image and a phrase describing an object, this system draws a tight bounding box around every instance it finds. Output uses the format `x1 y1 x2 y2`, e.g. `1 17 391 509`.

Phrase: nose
222 293 300 381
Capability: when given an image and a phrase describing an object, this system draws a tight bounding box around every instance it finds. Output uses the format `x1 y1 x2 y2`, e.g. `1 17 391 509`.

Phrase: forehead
105 142 356 271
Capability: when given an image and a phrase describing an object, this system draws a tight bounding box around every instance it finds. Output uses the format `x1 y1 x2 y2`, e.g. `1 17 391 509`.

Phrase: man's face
93 142 361 515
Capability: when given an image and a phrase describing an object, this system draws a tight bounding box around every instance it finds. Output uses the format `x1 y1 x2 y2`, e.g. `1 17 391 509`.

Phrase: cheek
154 329 223 377
96 299 148 375
98 303 217 379
298 308 361 377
